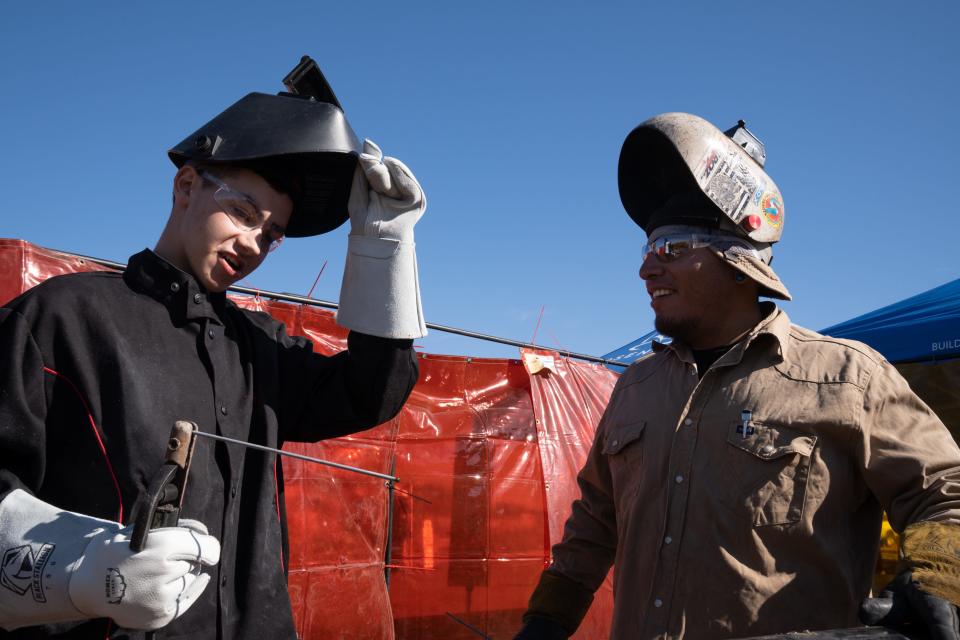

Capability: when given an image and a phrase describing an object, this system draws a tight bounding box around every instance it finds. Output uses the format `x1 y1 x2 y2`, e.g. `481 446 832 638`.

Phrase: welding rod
192 430 398 483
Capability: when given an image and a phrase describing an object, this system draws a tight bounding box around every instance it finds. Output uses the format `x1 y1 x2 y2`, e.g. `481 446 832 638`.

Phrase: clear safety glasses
643 233 761 264
199 171 285 252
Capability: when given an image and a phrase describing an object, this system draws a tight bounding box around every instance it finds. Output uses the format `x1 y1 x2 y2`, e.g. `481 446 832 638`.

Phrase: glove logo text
105 567 126 604
1 543 54 602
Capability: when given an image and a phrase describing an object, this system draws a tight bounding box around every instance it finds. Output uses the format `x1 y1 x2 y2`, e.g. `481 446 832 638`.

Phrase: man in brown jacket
515 113 960 639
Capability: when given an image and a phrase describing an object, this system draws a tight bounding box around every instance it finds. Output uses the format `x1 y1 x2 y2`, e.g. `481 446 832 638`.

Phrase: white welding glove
0 489 220 631
336 139 427 339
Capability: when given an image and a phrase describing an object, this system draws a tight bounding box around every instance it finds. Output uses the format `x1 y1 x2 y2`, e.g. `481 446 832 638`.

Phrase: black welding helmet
168 56 361 238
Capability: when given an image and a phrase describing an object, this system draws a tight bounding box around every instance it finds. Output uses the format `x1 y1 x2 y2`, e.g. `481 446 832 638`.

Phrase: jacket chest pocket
725 422 817 527
602 420 646 505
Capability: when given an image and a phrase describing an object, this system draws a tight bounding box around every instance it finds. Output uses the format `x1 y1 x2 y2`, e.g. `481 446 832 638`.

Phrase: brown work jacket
551 304 960 639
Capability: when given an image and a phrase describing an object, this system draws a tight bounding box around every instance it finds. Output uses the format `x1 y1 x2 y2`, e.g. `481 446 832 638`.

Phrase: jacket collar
652 302 792 367
123 249 228 324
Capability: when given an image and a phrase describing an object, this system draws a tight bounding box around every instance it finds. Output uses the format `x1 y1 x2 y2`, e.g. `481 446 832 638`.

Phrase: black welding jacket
0 249 419 639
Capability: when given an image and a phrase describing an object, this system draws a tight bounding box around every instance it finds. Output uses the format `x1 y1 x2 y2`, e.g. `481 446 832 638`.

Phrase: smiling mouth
221 254 242 275
651 289 674 300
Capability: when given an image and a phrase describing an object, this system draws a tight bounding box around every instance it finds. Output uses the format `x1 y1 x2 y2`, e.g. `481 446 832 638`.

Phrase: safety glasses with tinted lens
642 234 716 263
643 233 762 264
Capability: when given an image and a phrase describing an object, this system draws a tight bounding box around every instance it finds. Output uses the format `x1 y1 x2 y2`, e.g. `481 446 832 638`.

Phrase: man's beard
654 314 701 343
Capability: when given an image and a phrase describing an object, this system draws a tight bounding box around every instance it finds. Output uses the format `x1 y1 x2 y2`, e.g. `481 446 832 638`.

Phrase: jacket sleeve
0 307 49 501
276 325 419 443
858 358 960 531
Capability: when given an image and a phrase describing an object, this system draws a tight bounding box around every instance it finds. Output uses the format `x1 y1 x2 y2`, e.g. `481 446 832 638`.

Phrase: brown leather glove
513 570 594 640
860 521 960 640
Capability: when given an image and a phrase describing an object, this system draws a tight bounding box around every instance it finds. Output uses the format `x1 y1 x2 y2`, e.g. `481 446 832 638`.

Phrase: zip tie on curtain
530 304 545 346
306 259 328 299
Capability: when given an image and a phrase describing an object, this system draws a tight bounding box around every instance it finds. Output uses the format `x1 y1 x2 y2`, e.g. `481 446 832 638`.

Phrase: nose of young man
233 228 267 263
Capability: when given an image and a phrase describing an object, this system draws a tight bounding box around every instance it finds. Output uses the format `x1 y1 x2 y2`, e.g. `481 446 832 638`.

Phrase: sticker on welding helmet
753 180 767 206
761 192 783 228
697 149 720 182
700 153 759 219
694 144 764 221
709 174 739 209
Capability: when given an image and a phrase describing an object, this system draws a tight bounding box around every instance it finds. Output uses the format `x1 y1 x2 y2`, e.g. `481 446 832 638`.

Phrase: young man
516 113 960 639
0 58 425 638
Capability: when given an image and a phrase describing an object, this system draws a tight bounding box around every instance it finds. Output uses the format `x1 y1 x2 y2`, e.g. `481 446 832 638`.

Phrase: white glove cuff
0 489 116 630
336 235 427 339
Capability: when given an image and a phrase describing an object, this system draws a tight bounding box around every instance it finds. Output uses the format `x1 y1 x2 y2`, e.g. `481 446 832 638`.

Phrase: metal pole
68 252 629 368
384 457 397 590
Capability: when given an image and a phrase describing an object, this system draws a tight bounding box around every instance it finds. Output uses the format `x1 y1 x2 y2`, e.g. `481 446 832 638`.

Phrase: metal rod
68 252 629 368
393 486 432 504
191 431 399 483
445 612 492 640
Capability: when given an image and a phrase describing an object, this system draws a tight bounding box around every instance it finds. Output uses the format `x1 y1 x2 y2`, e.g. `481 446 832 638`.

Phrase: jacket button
231 485 237 498
220 405 228 415
208 329 215 339
194 293 202 304
221 575 227 587
683 418 692 426
654 598 663 608
664 536 673 545
610 439 619 448
675 474 684 484
169 282 180 293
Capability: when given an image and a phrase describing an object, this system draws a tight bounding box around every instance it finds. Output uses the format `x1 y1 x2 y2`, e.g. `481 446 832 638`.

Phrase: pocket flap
602 420 646 455
727 422 816 460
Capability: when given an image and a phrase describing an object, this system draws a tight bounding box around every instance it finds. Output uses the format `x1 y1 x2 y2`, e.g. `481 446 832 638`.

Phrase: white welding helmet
618 112 791 300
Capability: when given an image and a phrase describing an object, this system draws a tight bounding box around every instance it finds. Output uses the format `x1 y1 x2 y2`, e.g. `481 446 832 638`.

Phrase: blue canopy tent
602 330 671 369
822 278 960 435
822 278 960 364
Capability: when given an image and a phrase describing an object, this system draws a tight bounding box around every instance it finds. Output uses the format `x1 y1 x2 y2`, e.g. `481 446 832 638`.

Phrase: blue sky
2 2 957 359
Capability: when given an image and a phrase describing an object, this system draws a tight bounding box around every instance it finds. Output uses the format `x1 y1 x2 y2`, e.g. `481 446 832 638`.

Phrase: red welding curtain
523 350 619 639
1 240 620 639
